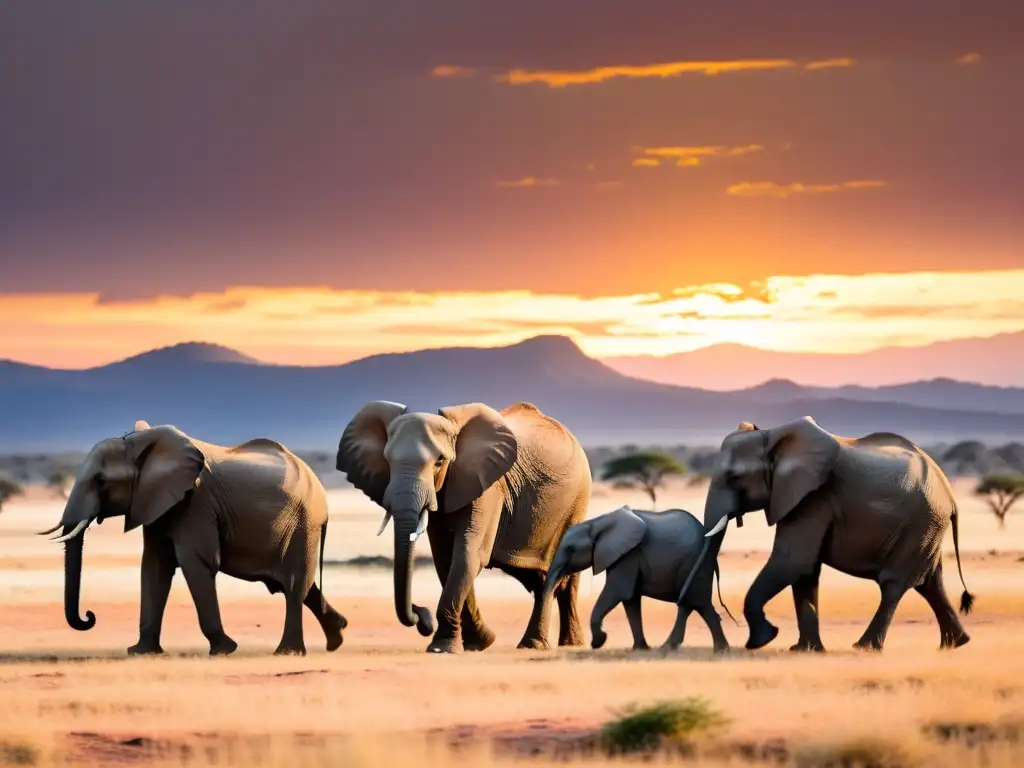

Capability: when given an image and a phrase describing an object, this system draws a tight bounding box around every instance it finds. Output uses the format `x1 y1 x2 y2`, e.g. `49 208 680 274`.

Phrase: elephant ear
438 403 518 511
593 505 647 575
765 416 839 526
123 425 207 532
336 401 408 507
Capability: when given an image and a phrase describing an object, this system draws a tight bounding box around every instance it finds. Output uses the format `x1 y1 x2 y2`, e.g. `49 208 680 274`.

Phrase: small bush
598 697 727 754
795 735 921 768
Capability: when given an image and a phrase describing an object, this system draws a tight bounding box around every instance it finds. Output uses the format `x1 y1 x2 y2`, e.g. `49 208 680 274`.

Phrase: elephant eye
435 457 445 467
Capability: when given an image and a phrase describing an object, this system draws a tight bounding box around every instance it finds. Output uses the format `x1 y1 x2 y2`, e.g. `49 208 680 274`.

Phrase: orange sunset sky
1 2 1022 369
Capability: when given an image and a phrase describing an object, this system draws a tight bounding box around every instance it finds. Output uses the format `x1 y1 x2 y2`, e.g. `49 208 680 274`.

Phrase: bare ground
1 483 1022 766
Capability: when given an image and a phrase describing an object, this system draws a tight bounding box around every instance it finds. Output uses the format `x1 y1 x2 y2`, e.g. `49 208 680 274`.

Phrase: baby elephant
544 505 733 651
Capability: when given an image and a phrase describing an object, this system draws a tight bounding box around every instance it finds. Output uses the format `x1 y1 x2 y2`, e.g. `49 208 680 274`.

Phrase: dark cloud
1 1 1023 296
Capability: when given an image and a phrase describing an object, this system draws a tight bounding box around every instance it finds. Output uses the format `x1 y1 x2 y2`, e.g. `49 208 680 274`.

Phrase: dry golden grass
1 481 1022 766
0 583 1022 767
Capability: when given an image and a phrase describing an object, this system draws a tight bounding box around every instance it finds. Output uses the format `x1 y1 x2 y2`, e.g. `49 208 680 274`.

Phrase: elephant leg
179 553 236 656
662 605 692 650
623 596 649 650
743 560 794 650
555 571 585 647
517 569 554 650
790 565 825 652
697 603 730 653
460 586 496 652
915 563 970 650
428 543 483 654
275 583 307 656
745 514 830 650
128 532 176 656
303 583 348 652
853 579 908 651
427 516 494 652
590 582 625 650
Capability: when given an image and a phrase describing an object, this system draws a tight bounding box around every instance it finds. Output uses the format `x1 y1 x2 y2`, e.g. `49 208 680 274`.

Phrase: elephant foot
462 625 496 652
517 636 552 651
713 643 731 654
323 613 347 652
631 641 651 652
790 639 826 653
274 644 307 657
590 629 608 650
127 641 164 656
208 632 238 657
853 638 883 652
427 635 461 654
940 630 971 650
660 641 681 652
745 621 779 650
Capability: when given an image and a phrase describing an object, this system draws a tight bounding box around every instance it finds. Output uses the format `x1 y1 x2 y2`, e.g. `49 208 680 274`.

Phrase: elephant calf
41 421 347 656
544 505 733 652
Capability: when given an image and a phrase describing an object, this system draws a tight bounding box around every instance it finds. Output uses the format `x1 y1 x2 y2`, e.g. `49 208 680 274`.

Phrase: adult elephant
40 421 347 656
680 417 974 653
336 400 590 653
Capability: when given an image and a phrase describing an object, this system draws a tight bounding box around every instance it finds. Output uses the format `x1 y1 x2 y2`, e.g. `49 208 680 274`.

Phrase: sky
2 1 1023 368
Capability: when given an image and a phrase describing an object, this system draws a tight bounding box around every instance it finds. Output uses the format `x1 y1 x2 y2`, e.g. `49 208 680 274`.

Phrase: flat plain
1 478 1022 767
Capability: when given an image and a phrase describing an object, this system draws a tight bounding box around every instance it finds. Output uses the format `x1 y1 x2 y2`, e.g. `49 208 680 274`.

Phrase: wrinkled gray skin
337 400 590 653
682 417 974 653
44 420 347 656
544 505 733 652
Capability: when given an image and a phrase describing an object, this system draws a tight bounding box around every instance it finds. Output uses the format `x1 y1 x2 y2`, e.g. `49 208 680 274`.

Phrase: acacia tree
975 474 1024 528
599 451 687 509
0 478 23 514
47 471 74 500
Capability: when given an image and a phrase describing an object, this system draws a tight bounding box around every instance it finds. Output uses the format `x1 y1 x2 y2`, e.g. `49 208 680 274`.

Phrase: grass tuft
598 697 727 754
0 740 39 766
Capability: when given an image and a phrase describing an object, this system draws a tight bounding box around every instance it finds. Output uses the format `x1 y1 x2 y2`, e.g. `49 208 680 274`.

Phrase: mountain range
2 335 1024 452
606 332 1024 389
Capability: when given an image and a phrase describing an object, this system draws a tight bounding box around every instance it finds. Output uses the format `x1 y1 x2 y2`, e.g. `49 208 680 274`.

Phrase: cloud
955 52 982 65
726 180 887 198
5 270 1024 366
430 64 475 78
805 58 855 70
494 177 560 188
640 145 764 167
493 58 801 87
631 158 661 168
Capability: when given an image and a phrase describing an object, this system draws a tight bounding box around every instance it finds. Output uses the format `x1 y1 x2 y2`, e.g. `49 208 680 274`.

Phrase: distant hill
605 332 1024 389
3 335 1024 452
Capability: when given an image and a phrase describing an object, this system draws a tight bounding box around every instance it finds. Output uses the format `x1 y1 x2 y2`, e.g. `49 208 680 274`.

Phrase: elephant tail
318 520 328 613
714 561 738 625
951 506 975 614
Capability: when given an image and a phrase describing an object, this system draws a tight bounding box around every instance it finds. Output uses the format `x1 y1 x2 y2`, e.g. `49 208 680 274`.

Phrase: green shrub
598 697 727 754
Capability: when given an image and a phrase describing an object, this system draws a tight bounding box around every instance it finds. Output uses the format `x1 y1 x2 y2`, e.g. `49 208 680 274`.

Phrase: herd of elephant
41 400 975 658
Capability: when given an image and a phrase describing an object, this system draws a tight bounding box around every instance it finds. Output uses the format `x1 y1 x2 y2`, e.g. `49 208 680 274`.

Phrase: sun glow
3 270 1024 368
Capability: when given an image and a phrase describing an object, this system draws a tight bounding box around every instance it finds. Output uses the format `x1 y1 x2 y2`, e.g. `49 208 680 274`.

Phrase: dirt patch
65 732 193 765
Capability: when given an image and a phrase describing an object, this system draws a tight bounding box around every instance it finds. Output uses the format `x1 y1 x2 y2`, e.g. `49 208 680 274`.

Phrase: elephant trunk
543 555 566 598
392 510 434 637
63 529 96 631
676 481 733 605
59 480 98 631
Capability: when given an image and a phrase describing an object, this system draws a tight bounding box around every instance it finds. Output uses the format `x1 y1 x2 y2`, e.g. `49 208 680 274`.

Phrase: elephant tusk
409 511 429 543
51 520 89 543
704 516 728 538
376 511 393 537
37 523 63 536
